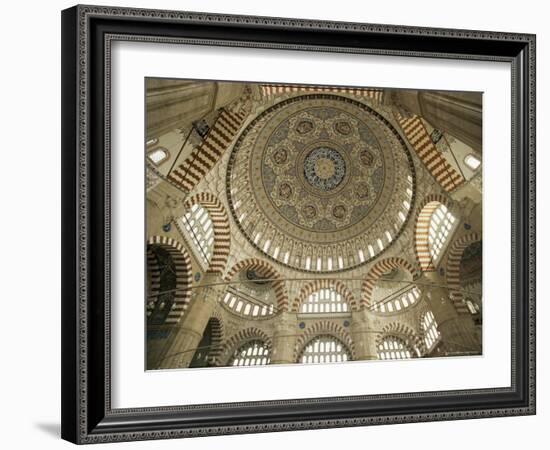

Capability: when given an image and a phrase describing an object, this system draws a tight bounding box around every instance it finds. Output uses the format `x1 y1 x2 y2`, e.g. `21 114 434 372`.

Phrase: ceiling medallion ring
298 141 351 197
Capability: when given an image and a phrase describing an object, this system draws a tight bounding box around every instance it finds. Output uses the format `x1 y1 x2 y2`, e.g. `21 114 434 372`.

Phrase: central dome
227 94 415 272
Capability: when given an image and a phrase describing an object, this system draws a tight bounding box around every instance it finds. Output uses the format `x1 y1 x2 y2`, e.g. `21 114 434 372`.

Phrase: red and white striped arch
223 258 289 313
218 327 273 366
395 112 465 192
168 108 247 193
375 322 423 356
445 232 482 315
294 320 356 362
291 279 357 313
414 194 453 271
360 257 417 309
184 192 231 275
146 235 193 324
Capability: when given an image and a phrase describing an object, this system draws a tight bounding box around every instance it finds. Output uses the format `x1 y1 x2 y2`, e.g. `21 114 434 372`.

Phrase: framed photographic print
61 4 536 444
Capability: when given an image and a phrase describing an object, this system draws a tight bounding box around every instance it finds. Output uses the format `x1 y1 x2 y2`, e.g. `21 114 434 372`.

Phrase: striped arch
395 112 465 192
259 84 384 103
291 279 358 312
414 194 453 271
146 245 161 302
184 192 230 274
146 236 193 324
223 258 289 312
218 327 273 366
204 313 224 366
375 322 423 356
294 321 356 362
446 232 481 315
168 108 248 192
360 257 417 309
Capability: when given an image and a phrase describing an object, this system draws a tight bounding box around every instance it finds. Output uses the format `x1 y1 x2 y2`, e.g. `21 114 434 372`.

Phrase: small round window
147 147 169 165
464 154 481 170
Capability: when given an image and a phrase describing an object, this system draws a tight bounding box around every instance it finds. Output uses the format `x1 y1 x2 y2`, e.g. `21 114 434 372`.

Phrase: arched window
466 299 481 315
182 204 214 266
394 174 414 230
300 335 351 364
222 291 275 317
421 311 441 352
300 288 349 314
371 286 421 313
428 204 456 263
230 340 270 366
464 153 481 171
147 147 169 165
377 336 412 360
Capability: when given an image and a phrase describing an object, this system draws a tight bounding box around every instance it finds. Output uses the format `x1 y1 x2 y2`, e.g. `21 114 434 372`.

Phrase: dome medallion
303 146 346 191
227 94 415 272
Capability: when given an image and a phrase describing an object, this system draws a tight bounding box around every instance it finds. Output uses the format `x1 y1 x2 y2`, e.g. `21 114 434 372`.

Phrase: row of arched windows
222 291 275 318
370 286 421 313
421 311 441 351
229 335 352 367
300 288 349 314
378 336 413 360
300 335 350 364
231 340 271 366
224 319 440 366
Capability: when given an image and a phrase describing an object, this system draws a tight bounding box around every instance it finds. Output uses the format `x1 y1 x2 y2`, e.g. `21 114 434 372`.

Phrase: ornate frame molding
61 5 535 444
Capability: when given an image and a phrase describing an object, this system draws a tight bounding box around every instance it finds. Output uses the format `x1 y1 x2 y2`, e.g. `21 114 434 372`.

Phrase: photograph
144 79 483 370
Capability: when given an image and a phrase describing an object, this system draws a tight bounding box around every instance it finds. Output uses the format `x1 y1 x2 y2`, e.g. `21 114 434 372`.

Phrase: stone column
350 310 378 361
391 90 482 153
270 312 297 364
420 273 480 355
159 273 224 369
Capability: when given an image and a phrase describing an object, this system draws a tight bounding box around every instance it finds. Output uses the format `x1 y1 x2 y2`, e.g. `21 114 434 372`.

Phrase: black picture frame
61 4 536 444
